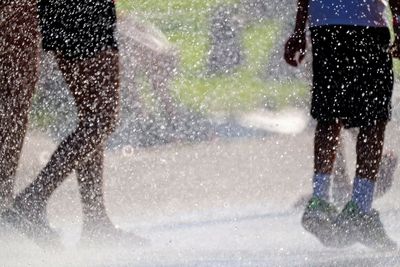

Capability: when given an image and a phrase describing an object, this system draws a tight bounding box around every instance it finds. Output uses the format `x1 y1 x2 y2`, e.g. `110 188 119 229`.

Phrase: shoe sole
302 211 346 248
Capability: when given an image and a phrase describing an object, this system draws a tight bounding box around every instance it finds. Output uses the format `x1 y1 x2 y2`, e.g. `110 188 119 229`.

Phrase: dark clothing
310 25 393 128
38 0 118 59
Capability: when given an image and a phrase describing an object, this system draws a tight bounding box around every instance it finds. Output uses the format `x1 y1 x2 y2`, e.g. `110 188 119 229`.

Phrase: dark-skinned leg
301 120 343 247
349 121 386 213
313 120 342 200
69 52 146 244
76 147 112 229
0 2 39 210
8 49 119 229
355 121 386 181
336 121 396 250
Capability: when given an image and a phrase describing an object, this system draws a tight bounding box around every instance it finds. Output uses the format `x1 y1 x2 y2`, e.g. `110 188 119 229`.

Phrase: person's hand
284 31 306 67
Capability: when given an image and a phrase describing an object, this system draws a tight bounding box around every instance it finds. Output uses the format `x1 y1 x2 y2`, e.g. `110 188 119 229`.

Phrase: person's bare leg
76 145 147 246
334 121 396 250
314 120 342 175
301 120 343 247
356 121 386 181
71 56 146 244
0 2 39 210
9 49 119 228
311 120 342 200
331 127 397 202
344 121 386 214
76 147 112 229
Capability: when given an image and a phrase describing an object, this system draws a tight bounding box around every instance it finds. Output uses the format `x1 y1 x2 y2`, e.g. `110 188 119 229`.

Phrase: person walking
0 1 41 211
1 0 144 246
285 0 400 250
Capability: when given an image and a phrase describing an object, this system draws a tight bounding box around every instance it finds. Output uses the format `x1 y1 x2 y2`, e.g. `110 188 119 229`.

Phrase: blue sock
312 173 331 201
351 177 375 213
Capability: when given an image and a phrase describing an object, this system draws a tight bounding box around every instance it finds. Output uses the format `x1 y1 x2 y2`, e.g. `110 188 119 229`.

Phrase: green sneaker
335 201 397 251
302 197 340 247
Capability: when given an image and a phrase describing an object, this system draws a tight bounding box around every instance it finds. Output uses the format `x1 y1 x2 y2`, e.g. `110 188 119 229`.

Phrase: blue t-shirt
309 0 388 27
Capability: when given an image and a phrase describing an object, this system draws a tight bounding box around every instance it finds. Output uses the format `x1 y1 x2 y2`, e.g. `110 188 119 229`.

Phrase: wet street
2 123 400 266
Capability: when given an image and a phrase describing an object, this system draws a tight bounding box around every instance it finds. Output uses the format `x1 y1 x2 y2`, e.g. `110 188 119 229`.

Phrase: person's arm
284 0 309 67
293 0 309 34
389 0 400 58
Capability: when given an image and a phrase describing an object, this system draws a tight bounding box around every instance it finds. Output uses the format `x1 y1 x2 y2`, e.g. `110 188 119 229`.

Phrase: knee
101 106 119 137
96 100 120 140
78 100 119 145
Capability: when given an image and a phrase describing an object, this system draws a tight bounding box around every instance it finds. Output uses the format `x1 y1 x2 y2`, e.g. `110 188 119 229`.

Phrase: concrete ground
2 120 400 266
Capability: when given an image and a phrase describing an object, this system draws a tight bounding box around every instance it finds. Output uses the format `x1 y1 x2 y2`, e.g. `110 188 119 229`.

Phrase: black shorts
310 25 393 128
38 0 118 60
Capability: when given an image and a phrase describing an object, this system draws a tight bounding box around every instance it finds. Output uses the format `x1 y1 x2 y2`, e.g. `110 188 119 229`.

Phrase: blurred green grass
117 0 308 113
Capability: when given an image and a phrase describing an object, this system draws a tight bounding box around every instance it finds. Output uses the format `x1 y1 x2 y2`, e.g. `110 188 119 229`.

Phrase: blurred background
30 0 312 147
29 0 400 148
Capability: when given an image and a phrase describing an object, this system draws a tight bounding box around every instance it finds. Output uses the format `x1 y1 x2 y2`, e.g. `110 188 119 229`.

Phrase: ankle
312 173 331 201
351 176 375 213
